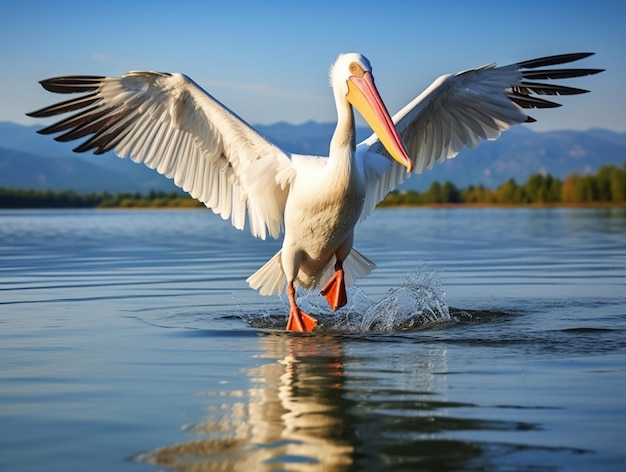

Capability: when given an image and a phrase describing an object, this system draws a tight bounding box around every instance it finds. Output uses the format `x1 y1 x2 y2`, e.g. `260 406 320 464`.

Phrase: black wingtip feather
517 52 595 69
523 68 604 80
508 93 563 109
507 52 601 125
39 76 106 94
516 82 590 96
26 93 101 119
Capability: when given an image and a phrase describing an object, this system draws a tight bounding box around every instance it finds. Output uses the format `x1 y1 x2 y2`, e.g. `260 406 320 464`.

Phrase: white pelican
27 52 602 331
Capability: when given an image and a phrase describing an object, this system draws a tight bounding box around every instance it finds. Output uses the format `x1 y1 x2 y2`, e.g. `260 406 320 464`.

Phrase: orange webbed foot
286 305 318 332
321 266 347 311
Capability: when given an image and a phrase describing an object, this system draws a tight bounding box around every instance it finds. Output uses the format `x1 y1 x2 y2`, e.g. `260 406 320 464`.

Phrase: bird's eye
349 62 364 77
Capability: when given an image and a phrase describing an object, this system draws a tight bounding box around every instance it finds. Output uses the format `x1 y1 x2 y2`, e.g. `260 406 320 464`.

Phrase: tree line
1 163 624 209
0 189 202 209
378 163 626 206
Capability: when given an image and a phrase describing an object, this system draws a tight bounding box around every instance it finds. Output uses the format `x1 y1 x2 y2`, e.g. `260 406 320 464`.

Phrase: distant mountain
409 126 626 190
1 120 624 193
0 122 179 192
0 147 175 193
255 121 373 156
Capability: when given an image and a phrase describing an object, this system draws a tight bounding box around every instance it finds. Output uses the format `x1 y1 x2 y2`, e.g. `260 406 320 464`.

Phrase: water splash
290 269 451 334
336 271 450 333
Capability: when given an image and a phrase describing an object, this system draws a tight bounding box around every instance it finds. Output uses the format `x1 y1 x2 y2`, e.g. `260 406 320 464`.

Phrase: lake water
1 207 625 471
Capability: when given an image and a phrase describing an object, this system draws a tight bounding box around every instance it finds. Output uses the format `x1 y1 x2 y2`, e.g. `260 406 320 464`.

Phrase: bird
27 52 602 332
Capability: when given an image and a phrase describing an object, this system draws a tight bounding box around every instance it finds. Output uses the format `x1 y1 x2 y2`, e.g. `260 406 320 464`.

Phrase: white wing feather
30 72 295 240
357 63 526 221
357 53 601 221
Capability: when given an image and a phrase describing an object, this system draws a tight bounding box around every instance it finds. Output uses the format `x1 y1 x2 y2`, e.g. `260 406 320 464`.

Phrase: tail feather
319 248 376 288
246 251 286 296
247 247 376 297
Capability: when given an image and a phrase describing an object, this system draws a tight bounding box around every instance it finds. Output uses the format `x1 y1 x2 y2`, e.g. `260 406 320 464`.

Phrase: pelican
27 52 602 331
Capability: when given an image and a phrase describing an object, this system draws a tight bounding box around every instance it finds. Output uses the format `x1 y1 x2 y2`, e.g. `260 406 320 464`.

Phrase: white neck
328 93 357 181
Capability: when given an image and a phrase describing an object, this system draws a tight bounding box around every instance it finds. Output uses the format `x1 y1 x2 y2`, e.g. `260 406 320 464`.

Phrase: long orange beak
347 72 413 172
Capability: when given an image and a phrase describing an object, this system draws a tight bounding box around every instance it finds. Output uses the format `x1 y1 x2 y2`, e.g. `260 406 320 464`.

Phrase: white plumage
28 52 602 331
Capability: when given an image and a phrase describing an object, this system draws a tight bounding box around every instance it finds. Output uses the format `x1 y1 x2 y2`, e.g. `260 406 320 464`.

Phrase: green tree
609 165 626 202
497 178 523 204
425 182 442 204
595 166 613 202
440 181 461 203
575 175 598 202
525 173 562 204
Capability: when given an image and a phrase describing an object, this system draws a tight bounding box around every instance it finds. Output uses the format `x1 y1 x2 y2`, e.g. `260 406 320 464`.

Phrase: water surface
1 208 625 471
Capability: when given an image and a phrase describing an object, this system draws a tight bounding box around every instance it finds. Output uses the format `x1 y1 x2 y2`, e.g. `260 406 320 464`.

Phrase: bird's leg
321 260 347 311
286 282 318 332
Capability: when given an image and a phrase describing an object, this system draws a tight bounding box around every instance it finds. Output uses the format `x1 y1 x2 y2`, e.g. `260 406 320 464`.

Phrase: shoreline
2 202 625 211
377 201 626 209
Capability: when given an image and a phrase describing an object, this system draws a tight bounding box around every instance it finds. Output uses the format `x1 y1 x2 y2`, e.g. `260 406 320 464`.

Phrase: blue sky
2 0 623 132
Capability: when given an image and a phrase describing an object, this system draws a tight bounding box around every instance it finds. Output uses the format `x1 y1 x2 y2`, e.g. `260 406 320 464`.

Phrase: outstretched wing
27 72 296 240
358 52 603 219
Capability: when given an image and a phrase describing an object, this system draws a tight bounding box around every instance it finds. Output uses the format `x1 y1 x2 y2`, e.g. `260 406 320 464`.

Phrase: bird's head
330 53 413 172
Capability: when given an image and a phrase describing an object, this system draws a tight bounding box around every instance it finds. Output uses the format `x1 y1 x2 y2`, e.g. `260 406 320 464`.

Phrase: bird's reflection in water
136 329 563 470
136 334 355 471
